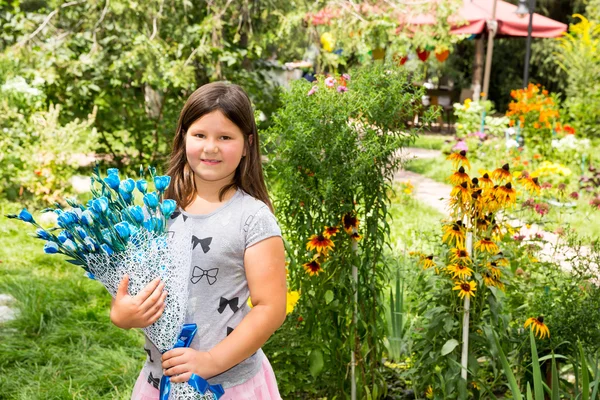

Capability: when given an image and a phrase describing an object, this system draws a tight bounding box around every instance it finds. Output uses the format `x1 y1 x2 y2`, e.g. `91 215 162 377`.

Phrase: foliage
265 63 435 397
453 98 508 138
555 15 600 139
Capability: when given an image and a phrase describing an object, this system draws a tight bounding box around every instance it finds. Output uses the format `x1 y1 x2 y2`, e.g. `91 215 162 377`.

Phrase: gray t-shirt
140 189 281 389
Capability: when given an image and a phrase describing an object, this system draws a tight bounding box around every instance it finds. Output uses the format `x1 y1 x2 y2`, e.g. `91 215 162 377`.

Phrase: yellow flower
419 254 435 269
303 257 323 276
453 280 477 299
450 182 472 205
306 234 334 254
286 290 300 314
474 238 499 254
495 182 517 206
449 247 471 264
446 263 473 279
524 316 550 339
320 32 335 52
479 172 494 188
448 166 470 186
342 213 360 234
425 386 434 399
492 163 512 182
447 150 471 170
323 226 340 239
442 221 466 247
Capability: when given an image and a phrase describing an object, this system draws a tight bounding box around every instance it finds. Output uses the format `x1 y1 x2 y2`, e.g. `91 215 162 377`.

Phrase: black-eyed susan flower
350 232 362 241
449 166 470 186
449 247 471 264
419 254 435 269
425 386 433 399
323 226 340 238
451 181 472 205
303 257 323 276
486 262 501 278
447 150 471 170
474 238 499 254
453 280 477 299
495 182 517 206
479 172 494 188
342 213 359 234
306 234 334 253
524 316 550 339
442 221 465 247
492 164 511 182
494 253 510 266
447 263 474 279
519 174 541 194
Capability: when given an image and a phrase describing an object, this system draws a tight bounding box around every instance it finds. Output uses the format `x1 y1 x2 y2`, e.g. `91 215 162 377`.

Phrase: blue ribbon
159 324 225 400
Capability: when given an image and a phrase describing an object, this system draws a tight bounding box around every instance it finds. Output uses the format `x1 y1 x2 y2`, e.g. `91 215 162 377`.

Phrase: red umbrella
404 0 567 38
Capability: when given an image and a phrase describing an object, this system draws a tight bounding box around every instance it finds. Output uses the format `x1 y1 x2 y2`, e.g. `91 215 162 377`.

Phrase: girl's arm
162 235 286 381
209 235 287 370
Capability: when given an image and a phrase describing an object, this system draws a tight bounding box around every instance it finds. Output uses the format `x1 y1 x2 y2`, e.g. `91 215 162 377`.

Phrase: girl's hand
109 275 167 329
162 348 221 383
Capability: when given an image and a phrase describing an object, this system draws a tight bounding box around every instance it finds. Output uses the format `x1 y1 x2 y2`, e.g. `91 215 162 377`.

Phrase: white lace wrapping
85 227 192 353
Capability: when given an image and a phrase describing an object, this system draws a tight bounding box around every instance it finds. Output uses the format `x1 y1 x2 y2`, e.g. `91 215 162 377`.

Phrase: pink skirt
131 356 281 400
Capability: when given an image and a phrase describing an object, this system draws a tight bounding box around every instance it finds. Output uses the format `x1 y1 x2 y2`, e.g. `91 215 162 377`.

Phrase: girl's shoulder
236 190 274 218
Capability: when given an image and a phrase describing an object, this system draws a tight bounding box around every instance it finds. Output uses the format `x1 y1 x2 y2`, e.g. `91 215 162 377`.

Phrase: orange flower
492 164 511 182
323 226 340 238
342 213 360 234
449 166 470 186
306 234 334 253
447 150 471 170
303 257 323 276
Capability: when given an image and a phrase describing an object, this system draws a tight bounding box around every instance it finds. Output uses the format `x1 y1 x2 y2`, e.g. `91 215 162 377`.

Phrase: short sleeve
244 205 282 248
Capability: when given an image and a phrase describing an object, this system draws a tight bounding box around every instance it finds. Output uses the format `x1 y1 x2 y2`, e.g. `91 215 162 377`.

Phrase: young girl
110 82 287 400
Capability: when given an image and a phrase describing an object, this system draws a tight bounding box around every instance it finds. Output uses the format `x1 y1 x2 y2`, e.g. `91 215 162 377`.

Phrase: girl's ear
243 134 253 157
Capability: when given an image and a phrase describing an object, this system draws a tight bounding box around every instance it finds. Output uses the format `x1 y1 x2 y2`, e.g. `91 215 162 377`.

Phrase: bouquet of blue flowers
7 166 224 400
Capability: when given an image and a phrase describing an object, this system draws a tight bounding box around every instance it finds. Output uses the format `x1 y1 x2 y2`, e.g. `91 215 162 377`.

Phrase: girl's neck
185 175 237 214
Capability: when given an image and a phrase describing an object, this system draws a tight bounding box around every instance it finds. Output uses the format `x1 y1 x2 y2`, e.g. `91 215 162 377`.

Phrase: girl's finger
163 364 189 377
146 302 165 324
168 371 192 383
140 282 165 311
162 348 186 364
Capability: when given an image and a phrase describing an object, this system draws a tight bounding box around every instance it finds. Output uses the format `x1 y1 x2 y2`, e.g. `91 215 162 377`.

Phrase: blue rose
114 222 132 239
107 168 119 176
58 230 74 243
143 192 159 210
36 229 51 240
104 174 120 190
18 208 35 223
120 178 135 194
136 179 148 194
84 237 98 252
119 188 133 204
75 226 88 239
101 243 114 255
154 175 171 192
63 239 78 252
57 211 78 228
91 197 109 215
101 229 114 245
44 241 59 254
160 199 177 219
143 217 159 232
81 210 94 226
128 205 145 224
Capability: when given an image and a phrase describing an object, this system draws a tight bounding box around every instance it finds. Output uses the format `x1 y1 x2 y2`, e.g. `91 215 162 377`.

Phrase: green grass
0 202 144 399
411 134 450 150
388 185 444 255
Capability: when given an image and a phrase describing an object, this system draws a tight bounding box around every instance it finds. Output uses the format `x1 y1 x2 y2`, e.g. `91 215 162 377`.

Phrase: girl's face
185 110 247 188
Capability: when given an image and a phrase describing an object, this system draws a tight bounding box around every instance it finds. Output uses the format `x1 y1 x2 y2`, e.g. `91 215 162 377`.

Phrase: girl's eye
193 134 205 138
220 136 231 140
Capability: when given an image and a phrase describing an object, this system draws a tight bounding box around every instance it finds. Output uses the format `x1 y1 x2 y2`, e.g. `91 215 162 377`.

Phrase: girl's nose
204 140 219 153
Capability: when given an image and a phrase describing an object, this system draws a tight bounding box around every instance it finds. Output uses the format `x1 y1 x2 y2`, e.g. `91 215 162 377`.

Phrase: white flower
506 139 519 149
506 127 516 136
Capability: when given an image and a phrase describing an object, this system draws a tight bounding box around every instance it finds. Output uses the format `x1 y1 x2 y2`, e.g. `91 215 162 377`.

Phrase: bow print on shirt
218 297 240 314
147 372 160 388
191 235 212 253
190 266 219 285
170 210 188 221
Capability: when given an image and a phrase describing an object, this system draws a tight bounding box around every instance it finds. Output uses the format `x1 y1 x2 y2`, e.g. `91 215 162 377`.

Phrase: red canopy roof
406 0 567 38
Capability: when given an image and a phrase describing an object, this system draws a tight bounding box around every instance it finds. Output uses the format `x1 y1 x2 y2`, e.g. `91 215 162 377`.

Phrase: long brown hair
165 82 273 211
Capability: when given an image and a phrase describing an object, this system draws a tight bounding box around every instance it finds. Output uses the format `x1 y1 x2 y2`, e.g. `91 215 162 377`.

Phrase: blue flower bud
119 189 133 205
128 205 145 224
114 222 132 239
107 168 119 176
36 229 51 240
76 226 88 239
104 173 120 191
18 208 34 223
154 175 171 192
58 230 74 243
57 211 78 228
119 178 135 194
143 217 158 232
136 179 148 194
148 166 156 177
101 243 114 255
160 199 177 219
81 210 94 226
84 237 98 252
63 239 78 252
44 241 59 254
91 197 109 215
143 192 159 210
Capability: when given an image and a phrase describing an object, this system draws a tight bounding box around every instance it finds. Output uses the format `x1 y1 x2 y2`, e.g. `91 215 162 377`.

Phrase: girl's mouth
200 159 221 165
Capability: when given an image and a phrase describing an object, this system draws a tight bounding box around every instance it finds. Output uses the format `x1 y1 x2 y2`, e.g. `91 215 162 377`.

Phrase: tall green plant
265 63 435 397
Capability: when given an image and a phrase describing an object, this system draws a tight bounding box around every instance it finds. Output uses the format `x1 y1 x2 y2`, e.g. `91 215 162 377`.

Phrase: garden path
395 148 596 275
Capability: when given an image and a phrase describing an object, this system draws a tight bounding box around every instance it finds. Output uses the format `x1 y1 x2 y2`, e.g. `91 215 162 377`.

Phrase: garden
1 0 600 399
